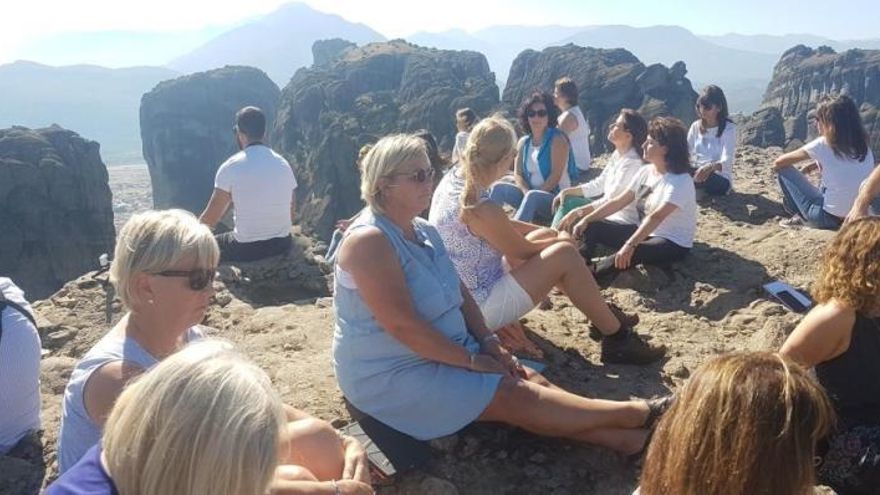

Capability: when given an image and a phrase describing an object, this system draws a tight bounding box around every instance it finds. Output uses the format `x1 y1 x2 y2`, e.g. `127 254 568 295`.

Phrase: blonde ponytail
459 115 517 212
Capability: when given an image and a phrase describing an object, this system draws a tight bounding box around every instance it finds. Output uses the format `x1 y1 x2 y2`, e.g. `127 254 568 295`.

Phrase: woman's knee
281 418 345 481
484 376 534 419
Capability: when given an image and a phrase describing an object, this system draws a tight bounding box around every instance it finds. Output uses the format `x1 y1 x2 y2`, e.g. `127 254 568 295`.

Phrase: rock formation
747 45 880 156
272 39 500 238
140 66 280 216
736 107 786 148
502 44 699 155
0 125 114 299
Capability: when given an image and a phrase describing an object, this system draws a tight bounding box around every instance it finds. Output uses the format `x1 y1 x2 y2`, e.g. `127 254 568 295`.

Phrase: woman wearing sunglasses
57 209 218 473
488 91 578 223
334 134 668 458
688 85 736 196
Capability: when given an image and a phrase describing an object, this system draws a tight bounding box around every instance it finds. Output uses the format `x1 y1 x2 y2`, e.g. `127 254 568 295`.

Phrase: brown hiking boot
601 326 666 365
589 303 640 342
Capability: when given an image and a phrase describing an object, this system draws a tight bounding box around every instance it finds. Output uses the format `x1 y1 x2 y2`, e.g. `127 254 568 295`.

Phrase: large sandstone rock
140 66 281 216
0 125 114 299
272 39 500 238
737 107 786 148
502 44 699 155
757 45 880 157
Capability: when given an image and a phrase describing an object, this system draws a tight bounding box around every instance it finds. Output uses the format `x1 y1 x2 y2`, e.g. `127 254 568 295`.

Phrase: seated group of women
40 83 880 495
329 112 880 492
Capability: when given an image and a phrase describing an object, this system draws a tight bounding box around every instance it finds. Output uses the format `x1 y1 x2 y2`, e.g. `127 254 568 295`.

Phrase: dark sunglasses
527 109 548 118
154 268 217 291
394 168 435 184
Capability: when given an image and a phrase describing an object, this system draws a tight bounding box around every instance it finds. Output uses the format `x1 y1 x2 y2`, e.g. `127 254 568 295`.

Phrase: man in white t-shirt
199 106 298 262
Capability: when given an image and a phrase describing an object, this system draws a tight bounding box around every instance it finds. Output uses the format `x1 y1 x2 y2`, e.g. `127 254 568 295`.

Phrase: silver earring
148 299 154 304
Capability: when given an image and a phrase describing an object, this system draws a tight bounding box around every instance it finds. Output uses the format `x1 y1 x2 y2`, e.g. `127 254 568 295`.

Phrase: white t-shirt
523 139 572 190
215 144 298 243
803 136 876 218
451 131 469 164
580 147 646 225
559 106 592 170
628 167 697 248
687 120 737 181
0 278 41 454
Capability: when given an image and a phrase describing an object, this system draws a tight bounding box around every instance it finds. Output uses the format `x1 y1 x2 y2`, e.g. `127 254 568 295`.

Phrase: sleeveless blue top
332 209 502 440
519 127 578 194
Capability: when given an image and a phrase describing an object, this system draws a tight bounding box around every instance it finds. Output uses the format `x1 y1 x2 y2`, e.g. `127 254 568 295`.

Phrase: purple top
46 445 118 495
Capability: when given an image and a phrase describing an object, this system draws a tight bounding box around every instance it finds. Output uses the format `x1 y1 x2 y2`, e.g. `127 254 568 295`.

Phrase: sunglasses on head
154 268 217 291
394 167 435 184
527 109 548 118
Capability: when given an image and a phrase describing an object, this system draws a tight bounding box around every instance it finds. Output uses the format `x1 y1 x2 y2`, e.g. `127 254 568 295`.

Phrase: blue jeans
776 167 842 230
488 182 554 223
696 172 731 196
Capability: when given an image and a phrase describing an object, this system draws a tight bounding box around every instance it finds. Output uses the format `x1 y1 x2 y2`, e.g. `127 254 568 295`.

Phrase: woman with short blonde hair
639 352 834 495
335 131 669 461
57 209 219 472
49 340 373 494
360 134 432 215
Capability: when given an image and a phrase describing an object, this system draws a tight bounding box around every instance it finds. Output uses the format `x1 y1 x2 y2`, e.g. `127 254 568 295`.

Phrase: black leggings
578 221 690 277
216 232 292 263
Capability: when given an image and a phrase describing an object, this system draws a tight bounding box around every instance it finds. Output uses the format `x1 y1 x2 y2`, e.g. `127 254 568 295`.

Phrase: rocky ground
0 145 838 494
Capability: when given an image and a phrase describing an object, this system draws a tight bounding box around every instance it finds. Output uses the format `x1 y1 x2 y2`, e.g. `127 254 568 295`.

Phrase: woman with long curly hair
638 352 834 495
781 217 880 493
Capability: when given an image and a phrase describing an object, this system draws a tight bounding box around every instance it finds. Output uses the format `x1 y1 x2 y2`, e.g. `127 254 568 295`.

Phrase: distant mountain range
0 61 178 164
168 2 385 85
3 2 880 165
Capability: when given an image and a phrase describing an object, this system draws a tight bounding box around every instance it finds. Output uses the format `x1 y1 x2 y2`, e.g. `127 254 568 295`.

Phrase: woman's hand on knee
340 434 371 484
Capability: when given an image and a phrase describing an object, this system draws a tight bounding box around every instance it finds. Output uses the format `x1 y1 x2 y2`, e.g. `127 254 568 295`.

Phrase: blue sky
3 0 878 66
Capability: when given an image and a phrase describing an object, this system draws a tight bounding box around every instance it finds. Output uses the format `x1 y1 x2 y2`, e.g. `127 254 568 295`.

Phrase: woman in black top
781 217 880 494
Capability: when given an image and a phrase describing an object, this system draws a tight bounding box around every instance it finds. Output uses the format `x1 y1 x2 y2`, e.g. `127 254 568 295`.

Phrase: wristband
479 334 501 345
468 352 477 370
331 479 341 495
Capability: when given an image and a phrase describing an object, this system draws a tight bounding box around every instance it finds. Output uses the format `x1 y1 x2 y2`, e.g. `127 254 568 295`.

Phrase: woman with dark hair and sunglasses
688 85 736 196
488 91 578 223
571 117 697 280
552 109 649 230
56 209 218 472
774 94 875 230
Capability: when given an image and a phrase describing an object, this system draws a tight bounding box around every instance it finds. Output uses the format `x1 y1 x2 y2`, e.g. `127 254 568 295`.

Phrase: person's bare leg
510 242 620 333
508 370 649 454
478 376 650 452
278 418 345 482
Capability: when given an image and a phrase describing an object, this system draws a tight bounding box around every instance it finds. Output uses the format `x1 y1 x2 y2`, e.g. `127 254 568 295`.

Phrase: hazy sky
3 0 878 66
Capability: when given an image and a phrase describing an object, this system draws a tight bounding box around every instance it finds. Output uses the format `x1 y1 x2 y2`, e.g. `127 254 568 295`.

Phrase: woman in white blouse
553 109 648 229
688 85 736 196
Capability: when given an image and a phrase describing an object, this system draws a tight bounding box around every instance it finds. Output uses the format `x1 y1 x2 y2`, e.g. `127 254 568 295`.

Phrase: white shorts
479 273 535 330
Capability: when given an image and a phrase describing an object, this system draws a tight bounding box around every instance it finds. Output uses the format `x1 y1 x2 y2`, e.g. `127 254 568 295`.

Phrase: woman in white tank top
554 77 592 171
